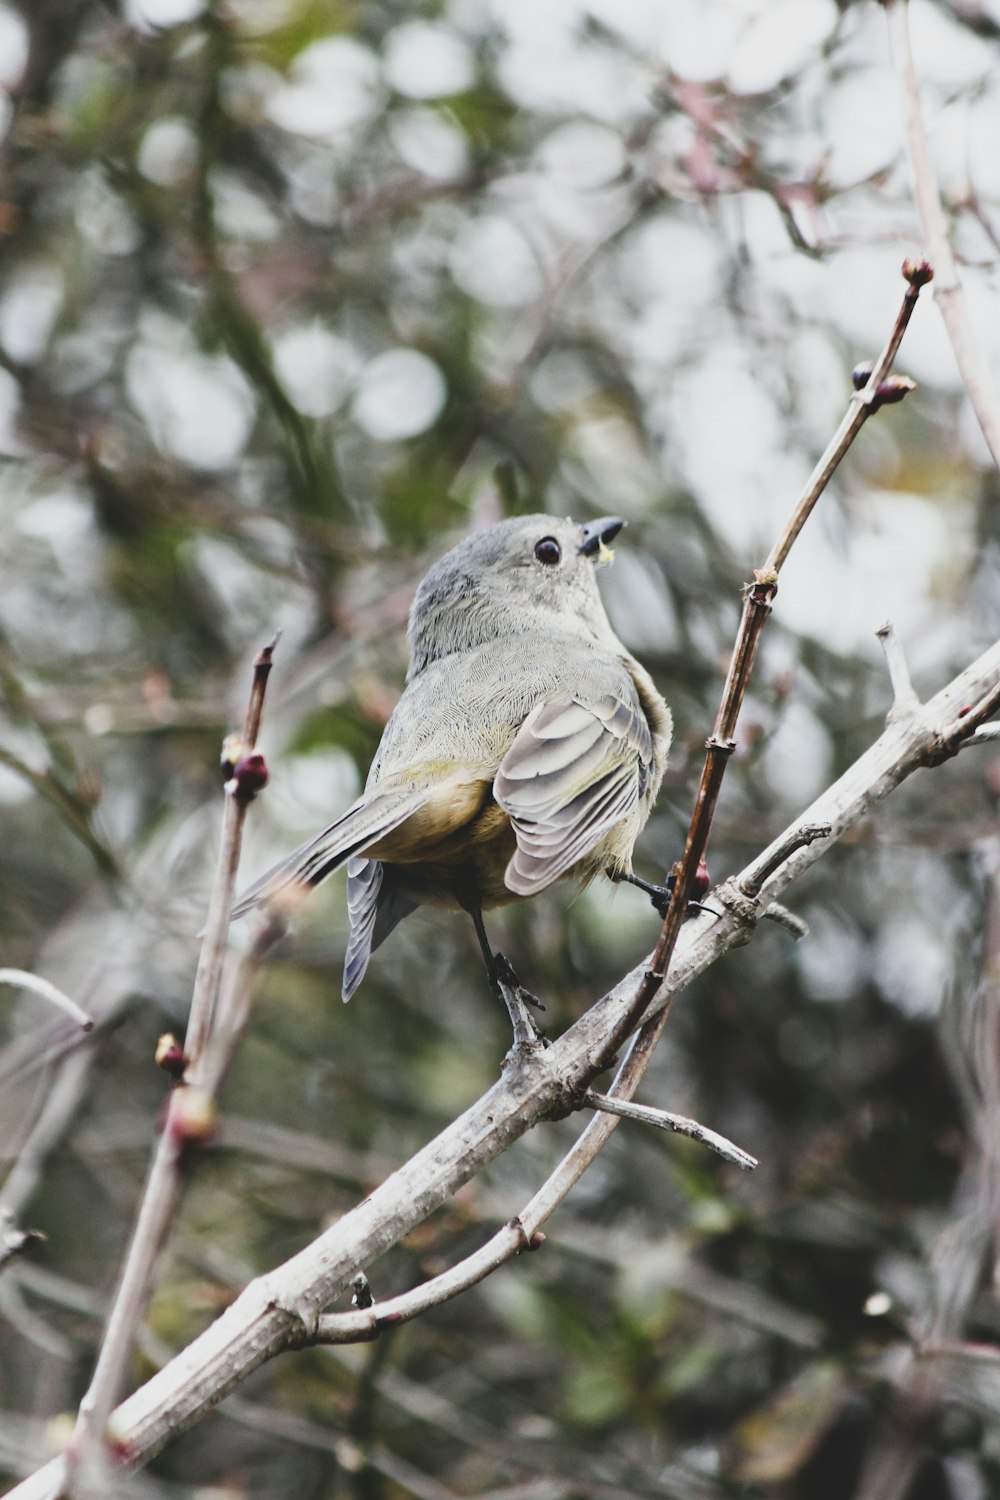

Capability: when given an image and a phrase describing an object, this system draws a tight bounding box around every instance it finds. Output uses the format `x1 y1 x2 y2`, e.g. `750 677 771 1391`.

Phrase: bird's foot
493 953 548 1056
494 952 545 1012
609 867 714 921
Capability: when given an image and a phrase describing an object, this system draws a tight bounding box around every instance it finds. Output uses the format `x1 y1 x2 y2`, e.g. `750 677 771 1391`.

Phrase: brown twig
185 636 276 1067
596 260 930 1074
66 638 277 1496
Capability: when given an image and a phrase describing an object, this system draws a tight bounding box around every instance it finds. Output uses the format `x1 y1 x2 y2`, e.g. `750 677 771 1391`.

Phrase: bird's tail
231 787 428 920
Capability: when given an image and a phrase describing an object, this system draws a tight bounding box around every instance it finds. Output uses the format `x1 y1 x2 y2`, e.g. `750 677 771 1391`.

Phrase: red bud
229 751 269 803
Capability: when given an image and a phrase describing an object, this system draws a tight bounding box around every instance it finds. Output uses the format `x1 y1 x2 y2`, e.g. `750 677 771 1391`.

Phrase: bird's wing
231 787 431 920
494 691 655 895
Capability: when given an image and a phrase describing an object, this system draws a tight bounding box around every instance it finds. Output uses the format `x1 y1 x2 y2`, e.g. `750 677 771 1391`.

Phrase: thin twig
884 0 1000 473
0 970 93 1032
582 1091 758 1170
311 1218 537 1346
185 635 277 1068
0 747 122 880
67 639 278 1495
594 263 929 1077
764 277 928 577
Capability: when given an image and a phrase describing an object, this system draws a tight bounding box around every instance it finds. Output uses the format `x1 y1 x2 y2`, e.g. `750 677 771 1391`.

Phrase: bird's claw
492 952 548 1053
494 952 545 1011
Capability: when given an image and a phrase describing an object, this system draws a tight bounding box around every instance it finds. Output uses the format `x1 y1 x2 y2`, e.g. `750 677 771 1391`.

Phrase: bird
232 514 672 1014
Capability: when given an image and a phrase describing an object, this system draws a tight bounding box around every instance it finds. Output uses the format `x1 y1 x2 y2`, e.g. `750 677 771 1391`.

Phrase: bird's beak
579 515 626 563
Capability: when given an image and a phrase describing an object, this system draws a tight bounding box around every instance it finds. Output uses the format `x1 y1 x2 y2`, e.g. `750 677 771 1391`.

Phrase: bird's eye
533 537 562 566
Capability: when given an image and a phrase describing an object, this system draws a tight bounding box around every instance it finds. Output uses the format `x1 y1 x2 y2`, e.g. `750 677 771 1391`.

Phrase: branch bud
220 733 244 780
155 1032 188 1080
228 751 270 804
166 1086 218 1156
871 375 917 411
902 256 933 287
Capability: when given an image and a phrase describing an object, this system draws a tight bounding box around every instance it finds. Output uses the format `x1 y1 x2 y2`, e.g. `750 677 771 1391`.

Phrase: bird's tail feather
231 788 428 919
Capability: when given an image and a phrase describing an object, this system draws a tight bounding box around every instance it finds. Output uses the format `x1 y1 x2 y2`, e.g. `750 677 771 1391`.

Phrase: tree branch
65 640 277 1496
8 633 999 1499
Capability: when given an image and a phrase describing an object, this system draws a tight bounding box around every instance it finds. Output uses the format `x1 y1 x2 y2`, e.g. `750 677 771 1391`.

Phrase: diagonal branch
587 261 931 1148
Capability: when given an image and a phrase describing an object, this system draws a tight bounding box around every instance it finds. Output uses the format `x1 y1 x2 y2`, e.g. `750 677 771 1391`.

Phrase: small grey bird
233 515 672 1005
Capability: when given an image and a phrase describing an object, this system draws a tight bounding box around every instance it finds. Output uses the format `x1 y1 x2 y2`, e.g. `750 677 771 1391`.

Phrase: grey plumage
232 514 672 1000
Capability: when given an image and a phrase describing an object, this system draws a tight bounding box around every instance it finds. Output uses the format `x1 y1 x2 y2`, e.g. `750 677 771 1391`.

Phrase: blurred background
1 0 1000 1496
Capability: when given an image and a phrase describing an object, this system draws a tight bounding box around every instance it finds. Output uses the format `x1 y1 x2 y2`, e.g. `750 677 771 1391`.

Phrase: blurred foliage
1 0 1000 1497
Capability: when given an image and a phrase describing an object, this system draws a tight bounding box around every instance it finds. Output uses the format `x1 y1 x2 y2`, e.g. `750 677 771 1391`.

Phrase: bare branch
67 639 278 1494
582 1091 758 1170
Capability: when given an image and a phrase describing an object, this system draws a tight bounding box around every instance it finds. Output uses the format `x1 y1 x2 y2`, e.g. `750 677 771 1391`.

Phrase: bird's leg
606 867 715 920
608 867 676 918
466 902 546 1051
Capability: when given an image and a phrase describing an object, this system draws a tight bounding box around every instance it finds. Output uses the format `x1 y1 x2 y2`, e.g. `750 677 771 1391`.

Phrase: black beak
579 516 626 557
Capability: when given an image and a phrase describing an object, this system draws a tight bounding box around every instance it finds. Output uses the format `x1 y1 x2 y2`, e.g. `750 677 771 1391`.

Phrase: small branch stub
877 620 922 721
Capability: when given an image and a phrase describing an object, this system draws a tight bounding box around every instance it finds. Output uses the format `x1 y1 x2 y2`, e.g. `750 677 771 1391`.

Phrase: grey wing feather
494 691 654 896
342 858 418 1001
231 787 429 919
